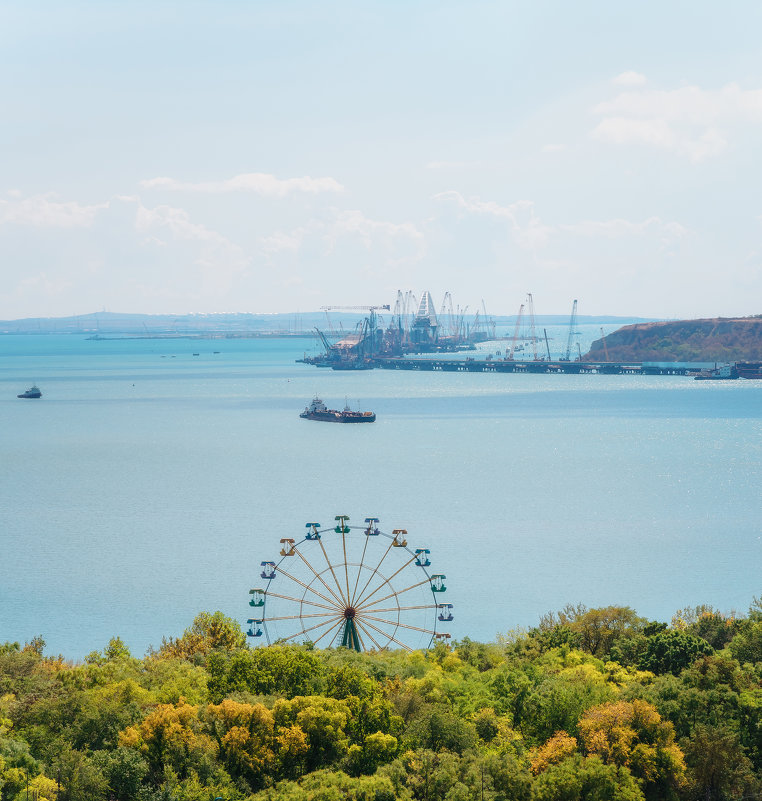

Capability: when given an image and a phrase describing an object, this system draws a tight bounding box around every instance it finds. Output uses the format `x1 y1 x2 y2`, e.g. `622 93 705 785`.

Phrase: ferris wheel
247 515 453 652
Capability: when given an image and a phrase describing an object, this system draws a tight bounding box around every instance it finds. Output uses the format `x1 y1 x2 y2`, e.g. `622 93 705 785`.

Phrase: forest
1 600 761 801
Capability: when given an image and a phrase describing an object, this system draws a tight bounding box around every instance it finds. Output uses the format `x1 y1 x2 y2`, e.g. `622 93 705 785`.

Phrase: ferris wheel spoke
359 604 438 614
354 618 385 651
317 537 349 605
341 530 351 603
293 547 345 608
360 617 413 652
265 611 338 622
312 617 346 647
276 564 340 608
356 577 432 611
361 613 435 636
351 539 394 608
355 551 420 609
351 532 371 605
278 614 344 643
264 590 339 613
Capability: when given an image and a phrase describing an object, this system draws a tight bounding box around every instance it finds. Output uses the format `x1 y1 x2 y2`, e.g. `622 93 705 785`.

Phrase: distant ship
300 397 375 423
736 362 762 379
17 385 42 398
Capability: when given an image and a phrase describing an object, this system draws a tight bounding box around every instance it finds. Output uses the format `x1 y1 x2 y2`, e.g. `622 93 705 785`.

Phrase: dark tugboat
17 385 42 399
300 397 375 423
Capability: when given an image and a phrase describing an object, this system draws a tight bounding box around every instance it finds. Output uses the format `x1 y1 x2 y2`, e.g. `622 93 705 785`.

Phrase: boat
17 385 42 398
693 363 738 380
299 397 375 423
735 362 762 379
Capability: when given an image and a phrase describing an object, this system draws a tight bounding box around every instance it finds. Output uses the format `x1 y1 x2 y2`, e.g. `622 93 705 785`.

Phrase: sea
1 327 760 660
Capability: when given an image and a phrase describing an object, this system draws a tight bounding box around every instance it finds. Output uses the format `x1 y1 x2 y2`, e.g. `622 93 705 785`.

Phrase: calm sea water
1 330 760 659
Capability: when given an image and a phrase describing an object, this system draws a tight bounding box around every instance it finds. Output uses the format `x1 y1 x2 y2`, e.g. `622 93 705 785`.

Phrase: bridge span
371 357 693 376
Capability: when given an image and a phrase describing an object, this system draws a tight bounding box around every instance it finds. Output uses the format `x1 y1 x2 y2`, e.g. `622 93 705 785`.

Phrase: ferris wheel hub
344 606 357 619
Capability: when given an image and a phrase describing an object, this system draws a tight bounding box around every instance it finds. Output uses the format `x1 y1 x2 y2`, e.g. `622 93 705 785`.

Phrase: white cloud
612 71 647 87
561 216 688 242
592 82 762 162
0 193 108 227
261 209 424 259
140 172 344 196
426 161 482 170
434 190 553 250
134 201 249 292
542 143 567 153
434 190 687 254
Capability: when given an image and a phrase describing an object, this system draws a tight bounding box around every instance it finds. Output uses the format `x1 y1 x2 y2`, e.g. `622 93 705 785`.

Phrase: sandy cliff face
585 317 762 362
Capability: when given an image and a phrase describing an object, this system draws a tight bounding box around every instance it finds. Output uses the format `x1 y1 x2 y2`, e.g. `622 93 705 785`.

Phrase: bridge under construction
369 357 693 376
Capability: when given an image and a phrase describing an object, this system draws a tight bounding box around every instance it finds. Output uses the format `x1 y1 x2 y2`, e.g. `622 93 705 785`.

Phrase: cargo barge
300 397 376 423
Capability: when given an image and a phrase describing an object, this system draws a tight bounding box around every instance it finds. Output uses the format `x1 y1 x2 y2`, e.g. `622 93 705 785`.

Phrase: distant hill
0 310 649 335
585 317 762 362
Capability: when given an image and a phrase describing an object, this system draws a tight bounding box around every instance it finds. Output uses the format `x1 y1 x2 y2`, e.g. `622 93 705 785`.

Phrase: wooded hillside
2 602 762 801
585 317 762 362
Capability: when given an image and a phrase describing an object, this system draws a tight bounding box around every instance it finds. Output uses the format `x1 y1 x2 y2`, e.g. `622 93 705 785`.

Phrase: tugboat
17 385 42 398
300 397 375 423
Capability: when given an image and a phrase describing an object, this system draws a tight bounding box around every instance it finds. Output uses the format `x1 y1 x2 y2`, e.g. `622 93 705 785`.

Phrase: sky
1 1 761 320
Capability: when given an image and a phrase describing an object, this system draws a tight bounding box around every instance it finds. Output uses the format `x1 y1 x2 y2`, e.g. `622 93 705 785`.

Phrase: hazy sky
2 1 761 319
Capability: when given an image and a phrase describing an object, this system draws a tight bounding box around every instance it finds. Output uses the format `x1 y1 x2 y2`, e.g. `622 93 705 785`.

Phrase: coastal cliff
585 317 762 362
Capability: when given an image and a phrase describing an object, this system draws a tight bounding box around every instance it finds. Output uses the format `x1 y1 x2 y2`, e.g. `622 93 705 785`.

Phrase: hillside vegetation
585 317 762 362
2 603 762 801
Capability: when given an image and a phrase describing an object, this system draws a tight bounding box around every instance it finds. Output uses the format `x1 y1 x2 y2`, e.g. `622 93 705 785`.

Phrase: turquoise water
1 332 761 659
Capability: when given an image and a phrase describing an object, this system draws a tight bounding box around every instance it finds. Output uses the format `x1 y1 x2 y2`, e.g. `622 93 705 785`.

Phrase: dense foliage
2 601 761 801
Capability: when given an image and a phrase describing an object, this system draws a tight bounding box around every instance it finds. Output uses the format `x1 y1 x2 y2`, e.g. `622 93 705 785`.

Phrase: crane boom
508 304 524 359
320 305 391 311
600 327 610 362
563 299 578 361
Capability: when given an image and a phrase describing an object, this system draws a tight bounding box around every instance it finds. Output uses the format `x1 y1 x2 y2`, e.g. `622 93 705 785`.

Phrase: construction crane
600 327 610 362
439 292 456 337
562 299 578 361
320 305 391 311
508 303 524 359
526 293 539 360
482 299 496 340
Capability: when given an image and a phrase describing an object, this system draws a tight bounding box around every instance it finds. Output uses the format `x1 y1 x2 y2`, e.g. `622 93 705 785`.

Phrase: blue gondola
305 522 321 540
260 561 276 580
437 603 454 622
415 548 431 567
364 517 380 536
246 619 263 637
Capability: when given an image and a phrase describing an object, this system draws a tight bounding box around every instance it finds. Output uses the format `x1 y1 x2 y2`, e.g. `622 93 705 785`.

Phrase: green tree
682 725 759 801
92 746 149 801
727 621 762 665
531 754 644 801
638 630 714 675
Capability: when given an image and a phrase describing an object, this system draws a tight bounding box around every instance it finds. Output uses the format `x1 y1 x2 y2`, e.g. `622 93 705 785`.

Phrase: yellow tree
531 731 578 775
578 699 686 797
204 699 277 787
118 699 213 780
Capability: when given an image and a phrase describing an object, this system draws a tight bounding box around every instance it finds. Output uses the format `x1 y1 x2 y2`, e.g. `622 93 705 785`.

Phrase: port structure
248 516 452 652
